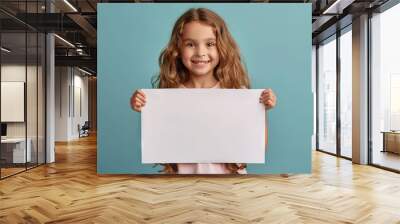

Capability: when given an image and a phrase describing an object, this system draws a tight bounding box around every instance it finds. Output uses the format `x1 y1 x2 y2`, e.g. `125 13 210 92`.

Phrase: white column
46 1 55 163
46 33 55 163
352 14 369 164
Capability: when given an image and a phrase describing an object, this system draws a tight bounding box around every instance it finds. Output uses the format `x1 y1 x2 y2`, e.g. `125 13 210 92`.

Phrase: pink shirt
176 82 247 174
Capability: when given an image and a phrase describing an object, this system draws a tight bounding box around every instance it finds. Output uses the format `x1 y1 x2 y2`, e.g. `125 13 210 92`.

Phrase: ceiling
0 0 393 75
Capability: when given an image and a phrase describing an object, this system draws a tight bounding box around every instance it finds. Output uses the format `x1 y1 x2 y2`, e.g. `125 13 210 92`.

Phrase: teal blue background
98 3 312 174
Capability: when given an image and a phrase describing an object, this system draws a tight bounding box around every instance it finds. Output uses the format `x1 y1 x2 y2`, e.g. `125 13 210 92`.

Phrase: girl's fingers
263 100 273 110
134 105 142 112
131 89 147 112
137 90 147 99
133 104 139 112
135 98 145 105
262 99 272 105
135 101 146 110
135 100 146 107
259 89 276 109
260 89 272 98
260 93 268 102
262 88 271 94
262 90 276 100
260 94 269 100
130 94 138 110
133 90 146 100
260 95 272 103
136 94 146 103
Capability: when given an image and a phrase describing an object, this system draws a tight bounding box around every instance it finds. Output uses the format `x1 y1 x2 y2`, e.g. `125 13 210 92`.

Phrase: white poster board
1 82 25 122
141 89 265 163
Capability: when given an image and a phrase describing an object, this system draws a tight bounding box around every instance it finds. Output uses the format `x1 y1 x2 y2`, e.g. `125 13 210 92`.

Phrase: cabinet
382 131 400 154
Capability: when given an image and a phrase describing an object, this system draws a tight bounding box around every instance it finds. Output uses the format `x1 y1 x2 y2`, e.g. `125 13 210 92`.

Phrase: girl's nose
196 45 207 57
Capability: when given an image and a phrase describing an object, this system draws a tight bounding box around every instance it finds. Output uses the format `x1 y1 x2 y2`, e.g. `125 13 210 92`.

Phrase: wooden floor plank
1 134 400 223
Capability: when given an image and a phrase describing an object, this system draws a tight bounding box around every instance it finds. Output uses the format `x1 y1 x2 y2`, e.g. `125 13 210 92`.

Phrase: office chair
79 121 90 138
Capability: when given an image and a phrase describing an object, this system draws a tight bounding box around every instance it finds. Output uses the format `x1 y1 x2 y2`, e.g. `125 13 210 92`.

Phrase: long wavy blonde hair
154 8 250 174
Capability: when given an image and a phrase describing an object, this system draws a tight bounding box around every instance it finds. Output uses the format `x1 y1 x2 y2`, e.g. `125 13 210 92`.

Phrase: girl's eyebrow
182 38 194 42
182 38 216 42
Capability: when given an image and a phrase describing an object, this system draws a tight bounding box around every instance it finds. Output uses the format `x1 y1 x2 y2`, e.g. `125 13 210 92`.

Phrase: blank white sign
1 82 25 122
141 89 265 163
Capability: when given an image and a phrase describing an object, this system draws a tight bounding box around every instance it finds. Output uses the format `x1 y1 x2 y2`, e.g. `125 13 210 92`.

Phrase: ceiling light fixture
63 0 78 12
322 0 354 15
1 47 11 53
78 67 93 76
54 34 75 48
76 48 84 55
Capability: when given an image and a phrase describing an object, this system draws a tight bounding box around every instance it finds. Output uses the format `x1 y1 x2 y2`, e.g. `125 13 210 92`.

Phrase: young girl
130 8 276 174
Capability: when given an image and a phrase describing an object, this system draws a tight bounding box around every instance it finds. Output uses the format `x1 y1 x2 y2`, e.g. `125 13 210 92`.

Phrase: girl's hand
259 89 276 110
130 89 146 112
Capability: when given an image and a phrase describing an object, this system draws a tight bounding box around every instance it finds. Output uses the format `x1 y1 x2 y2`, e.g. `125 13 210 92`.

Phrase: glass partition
0 1 46 179
1 31 28 177
317 35 337 155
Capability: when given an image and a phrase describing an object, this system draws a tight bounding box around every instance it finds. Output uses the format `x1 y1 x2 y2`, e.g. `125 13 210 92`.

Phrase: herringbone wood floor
1 134 400 224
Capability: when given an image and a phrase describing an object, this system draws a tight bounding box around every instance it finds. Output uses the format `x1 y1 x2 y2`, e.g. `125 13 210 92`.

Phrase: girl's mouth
191 60 210 64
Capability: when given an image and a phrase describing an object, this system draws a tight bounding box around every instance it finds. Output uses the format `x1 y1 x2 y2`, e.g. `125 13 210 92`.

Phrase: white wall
72 73 89 138
55 66 89 141
1 65 42 137
1 65 27 140
55 66 70 141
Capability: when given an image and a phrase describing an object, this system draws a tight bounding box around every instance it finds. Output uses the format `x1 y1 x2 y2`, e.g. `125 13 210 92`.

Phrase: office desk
381 131 400 154
1 138 31 163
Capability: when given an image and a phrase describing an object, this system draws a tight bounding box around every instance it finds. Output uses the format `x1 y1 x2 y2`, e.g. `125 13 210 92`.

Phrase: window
340 28 352 158
317 35 337 154
371 2 400 171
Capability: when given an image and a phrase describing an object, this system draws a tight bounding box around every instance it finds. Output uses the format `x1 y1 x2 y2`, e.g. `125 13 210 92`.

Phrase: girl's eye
207 42 216 47
186 42 194 47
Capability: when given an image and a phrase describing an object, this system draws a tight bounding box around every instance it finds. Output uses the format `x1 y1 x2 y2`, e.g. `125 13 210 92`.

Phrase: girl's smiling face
180 21 219 78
